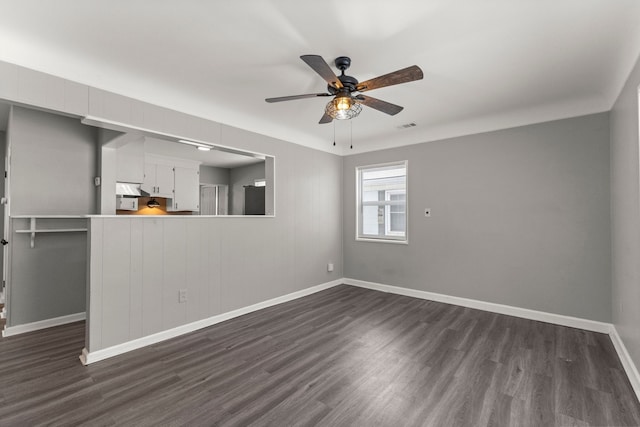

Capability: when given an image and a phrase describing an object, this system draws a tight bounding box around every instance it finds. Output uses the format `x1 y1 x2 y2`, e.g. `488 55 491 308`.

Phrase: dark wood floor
1 285 639 426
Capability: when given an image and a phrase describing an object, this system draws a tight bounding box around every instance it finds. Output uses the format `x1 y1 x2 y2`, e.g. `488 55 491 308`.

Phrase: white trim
343 278 612 333
609 326 640 402
80 279 343 365
355 237 409 245
2 312 86 337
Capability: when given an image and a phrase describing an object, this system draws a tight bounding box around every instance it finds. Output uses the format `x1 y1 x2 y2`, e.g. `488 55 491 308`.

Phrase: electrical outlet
179 289 187 303
327 263 334 272
424 208 431 217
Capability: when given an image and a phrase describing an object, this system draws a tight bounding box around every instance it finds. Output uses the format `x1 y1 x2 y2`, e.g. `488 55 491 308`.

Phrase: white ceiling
1 1 640 154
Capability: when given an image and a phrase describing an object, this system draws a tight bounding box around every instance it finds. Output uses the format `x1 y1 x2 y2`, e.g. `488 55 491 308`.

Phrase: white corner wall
610 53 640 381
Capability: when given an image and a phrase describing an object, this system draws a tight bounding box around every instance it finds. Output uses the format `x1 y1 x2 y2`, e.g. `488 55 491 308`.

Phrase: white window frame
356 160 408 244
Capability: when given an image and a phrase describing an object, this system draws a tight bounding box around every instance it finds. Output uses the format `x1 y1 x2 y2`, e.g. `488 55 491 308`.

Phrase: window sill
356 237 408 245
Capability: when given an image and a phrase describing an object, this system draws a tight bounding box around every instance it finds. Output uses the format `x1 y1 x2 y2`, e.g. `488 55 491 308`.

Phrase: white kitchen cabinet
169 167 200 211
142 161 174 198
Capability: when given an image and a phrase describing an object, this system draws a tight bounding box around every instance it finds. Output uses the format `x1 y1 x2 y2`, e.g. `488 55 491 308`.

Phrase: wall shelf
13 216 88 248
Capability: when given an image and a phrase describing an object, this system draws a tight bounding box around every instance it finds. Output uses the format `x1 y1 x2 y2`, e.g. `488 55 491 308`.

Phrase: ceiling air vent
397 122 417 130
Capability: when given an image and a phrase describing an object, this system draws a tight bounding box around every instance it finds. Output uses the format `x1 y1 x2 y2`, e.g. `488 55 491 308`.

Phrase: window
356 161 408 243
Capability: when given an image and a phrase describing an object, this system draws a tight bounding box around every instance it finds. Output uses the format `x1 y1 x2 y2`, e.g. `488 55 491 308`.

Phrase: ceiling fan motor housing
328 56 358 93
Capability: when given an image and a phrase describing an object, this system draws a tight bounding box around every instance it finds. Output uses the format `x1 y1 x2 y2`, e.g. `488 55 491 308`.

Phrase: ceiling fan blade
355 95 404 115
265 93 331 103
300 55 343 90
319 113 333 124
356 65 423 92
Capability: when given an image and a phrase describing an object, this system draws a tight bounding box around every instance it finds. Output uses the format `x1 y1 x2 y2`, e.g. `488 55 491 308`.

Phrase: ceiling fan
265 55 424 124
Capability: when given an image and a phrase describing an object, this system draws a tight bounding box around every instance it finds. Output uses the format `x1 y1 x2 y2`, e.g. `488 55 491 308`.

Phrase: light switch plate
424 208 431 217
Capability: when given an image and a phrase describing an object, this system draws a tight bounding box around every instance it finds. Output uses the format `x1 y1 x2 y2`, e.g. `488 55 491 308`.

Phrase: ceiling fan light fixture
335 95 352 111
326 95 362 120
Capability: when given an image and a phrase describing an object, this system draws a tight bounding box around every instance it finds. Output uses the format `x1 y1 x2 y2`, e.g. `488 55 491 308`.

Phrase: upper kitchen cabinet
142 155 175 198
169 166 200 212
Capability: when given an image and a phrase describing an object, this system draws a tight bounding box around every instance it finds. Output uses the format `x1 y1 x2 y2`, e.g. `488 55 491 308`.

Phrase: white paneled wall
88 217 226 351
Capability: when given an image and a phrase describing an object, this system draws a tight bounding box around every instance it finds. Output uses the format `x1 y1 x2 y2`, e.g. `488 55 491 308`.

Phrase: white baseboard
80 279 344 365
344 278 612 333
609 327 640 402
2 312 86 337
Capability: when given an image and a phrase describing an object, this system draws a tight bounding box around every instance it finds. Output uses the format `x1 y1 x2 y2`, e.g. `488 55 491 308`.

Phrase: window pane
362 168 405 195
363 190 378 202
362 206 379 235
390 212 405 233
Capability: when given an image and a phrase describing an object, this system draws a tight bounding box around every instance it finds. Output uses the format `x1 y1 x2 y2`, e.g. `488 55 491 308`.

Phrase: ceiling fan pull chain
333 122 337 146
350 120 353 150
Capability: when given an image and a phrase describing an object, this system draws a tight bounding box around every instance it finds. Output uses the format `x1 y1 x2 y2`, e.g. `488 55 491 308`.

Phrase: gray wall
10 107 97 215
10 217 87 325
343 113 611 322
610 54 640 370
7 106 96 326
229 162 266 215
200 165 230 185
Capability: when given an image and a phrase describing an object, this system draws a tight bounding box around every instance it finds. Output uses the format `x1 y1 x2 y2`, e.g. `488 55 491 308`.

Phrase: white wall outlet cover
424 208 431 217
327 263 334 272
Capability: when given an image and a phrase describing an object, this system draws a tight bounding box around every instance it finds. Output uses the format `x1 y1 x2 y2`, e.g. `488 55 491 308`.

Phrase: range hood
116 182 148 197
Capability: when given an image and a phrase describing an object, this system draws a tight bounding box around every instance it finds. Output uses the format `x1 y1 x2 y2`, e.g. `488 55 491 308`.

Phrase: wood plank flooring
0 285 639 426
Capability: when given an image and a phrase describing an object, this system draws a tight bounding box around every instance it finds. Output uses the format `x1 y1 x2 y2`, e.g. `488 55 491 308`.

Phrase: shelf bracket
29 218 36 249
